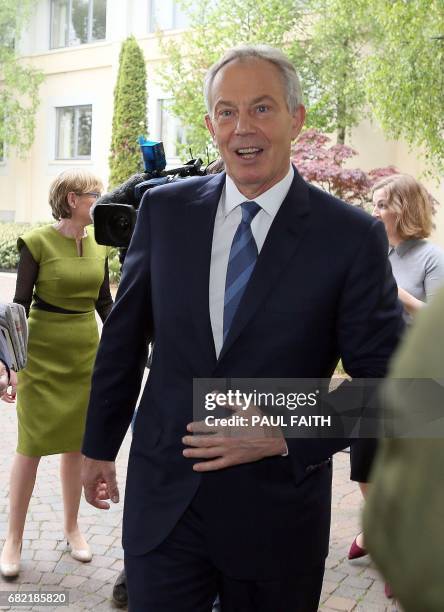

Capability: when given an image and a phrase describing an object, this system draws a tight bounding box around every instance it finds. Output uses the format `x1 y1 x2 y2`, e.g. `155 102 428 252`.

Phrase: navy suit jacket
83 167 403 578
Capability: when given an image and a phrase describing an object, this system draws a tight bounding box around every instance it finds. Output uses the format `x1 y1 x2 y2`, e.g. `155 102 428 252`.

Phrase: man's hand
82 457 120 509
0 367 16 403
0 362 9 396
183 404 287 471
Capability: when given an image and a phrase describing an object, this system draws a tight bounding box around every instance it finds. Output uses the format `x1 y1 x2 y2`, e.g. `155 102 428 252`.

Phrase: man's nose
234 110 255 134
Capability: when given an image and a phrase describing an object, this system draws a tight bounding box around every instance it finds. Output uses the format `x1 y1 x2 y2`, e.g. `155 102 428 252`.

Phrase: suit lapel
218 168 311 362
185 173 226 366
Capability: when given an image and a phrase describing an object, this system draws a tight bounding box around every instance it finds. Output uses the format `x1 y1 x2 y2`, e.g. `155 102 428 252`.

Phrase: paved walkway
0 272 400 611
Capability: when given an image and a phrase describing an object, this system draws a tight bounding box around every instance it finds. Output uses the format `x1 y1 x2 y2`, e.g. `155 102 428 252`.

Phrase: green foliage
0 0 44 156
159 0 372 154
365 0 444 173
0 222 41 269
107 247 121 284
108 36 148 188
160 0 443 171
158 0 306 158
296 0 372 143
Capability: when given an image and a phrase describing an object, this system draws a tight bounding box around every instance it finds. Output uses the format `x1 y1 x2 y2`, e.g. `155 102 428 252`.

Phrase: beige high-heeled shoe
0 541 22 578
66 539 92 563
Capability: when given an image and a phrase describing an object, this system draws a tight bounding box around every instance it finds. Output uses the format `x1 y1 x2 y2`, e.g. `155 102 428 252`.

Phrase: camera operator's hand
1 368 17 403
82 457 120 509
0 361 9 397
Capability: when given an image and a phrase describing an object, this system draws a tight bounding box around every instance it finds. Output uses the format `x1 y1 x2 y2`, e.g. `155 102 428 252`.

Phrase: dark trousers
125 490 325 612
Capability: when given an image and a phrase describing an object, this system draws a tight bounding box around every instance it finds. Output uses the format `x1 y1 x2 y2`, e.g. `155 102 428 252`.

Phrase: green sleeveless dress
16 225 109 456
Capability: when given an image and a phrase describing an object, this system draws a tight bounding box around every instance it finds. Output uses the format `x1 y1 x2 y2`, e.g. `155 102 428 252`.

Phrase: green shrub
108 248 121 284
0 222 41 270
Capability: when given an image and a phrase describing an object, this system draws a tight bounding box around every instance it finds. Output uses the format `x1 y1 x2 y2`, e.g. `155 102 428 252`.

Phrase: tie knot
240 201 261 225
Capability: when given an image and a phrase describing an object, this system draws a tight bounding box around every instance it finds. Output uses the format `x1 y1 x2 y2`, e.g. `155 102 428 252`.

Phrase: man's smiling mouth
235 147 263 159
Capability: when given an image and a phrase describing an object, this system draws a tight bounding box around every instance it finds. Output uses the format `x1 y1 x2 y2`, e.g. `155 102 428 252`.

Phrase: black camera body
93 141 206 248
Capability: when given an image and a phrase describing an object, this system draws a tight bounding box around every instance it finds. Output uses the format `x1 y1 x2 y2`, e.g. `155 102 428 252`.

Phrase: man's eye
256 105 269 113
219 110 232 118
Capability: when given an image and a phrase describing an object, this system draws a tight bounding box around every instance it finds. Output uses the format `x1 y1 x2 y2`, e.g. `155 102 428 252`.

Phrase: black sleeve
13 244 39 317
95 258 113 323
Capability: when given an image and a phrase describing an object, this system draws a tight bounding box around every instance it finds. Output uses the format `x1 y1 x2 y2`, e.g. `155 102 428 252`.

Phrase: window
149 0 189 32
51 0 106 49
157 99 186 160
56 105 92 159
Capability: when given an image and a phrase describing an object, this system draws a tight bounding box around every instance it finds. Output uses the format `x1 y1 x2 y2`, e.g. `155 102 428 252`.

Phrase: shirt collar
392 238 422 257
222 164 294 218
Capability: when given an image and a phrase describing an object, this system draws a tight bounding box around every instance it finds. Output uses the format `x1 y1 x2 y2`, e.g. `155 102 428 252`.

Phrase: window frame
156 98 186 161
149 0 188 33
55 104 92 160
50 0 106 49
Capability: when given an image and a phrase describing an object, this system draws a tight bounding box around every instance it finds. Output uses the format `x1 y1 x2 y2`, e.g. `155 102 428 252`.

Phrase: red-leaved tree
291 129 398 208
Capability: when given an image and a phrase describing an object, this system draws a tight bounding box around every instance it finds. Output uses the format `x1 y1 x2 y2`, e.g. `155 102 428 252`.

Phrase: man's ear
205 114 216 140
290 105 306 141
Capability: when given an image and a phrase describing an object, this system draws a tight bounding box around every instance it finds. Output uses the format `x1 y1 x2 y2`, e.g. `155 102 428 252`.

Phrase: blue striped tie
223 201 261 342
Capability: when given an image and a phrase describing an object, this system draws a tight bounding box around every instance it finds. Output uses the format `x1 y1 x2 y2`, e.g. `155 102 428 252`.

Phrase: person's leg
355 481 370 548
1 452 40 569
350 439 377 555
219 564 325 612
125 502 217 612
60 451 90 557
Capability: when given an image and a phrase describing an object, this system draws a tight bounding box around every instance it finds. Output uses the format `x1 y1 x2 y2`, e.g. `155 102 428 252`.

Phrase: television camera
93 138 207 248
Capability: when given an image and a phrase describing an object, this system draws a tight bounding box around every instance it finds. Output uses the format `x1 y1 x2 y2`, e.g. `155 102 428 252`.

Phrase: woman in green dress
0 169 113 578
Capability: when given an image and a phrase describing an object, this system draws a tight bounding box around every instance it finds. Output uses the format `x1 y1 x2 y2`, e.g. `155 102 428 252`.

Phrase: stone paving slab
0 272 402 611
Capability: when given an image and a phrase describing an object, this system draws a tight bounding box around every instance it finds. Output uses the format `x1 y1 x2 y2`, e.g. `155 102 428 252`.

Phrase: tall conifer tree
109 36 148 188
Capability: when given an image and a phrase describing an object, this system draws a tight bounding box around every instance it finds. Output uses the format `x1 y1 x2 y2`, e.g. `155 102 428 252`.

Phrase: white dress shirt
209 165 295 358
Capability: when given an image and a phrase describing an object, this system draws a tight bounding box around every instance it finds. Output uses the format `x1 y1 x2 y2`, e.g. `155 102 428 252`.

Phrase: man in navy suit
82 45 403 611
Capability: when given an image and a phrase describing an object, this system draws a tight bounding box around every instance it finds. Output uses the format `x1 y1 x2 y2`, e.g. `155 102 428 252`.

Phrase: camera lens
112 214 130 231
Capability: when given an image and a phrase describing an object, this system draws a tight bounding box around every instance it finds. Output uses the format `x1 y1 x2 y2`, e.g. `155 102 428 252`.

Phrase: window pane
51 0 69 48
173 1 189 29
70 0 89 45
158 99 185 159
92 0 106 40
76 106 92 156
150 0 173 31
56 105 92 159
56 107 75 159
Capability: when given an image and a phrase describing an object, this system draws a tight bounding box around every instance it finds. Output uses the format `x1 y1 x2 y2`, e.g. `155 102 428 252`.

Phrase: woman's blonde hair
48 169 104 220
372 173 436 240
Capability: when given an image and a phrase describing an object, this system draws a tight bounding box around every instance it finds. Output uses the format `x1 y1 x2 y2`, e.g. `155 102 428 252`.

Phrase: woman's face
372 187 400 243
69 189 101 224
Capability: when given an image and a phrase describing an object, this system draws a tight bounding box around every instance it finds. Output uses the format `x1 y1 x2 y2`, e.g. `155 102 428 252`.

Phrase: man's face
205 58 305 199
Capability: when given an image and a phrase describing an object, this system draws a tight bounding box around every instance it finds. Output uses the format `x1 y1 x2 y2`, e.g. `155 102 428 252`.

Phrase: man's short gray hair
204 45 303 116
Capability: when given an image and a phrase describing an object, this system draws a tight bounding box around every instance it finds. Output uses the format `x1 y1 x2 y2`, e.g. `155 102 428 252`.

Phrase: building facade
0 0 443 247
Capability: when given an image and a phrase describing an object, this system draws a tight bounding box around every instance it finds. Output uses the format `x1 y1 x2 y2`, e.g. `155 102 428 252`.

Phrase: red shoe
385 583 394 598
348 535 368 560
